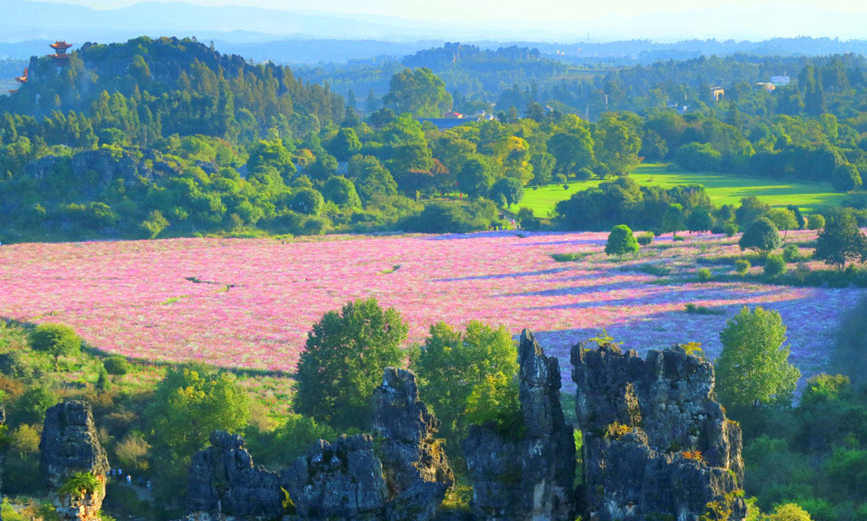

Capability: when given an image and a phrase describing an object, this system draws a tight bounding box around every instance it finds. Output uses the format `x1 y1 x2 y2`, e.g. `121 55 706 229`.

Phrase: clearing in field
511 163 849 217
0 231 858 387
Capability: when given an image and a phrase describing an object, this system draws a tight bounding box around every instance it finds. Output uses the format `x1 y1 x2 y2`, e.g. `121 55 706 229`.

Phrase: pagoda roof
50 41 73 50
14 68 28 83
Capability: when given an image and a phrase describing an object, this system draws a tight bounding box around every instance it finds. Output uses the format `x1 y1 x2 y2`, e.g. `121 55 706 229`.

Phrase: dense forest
1 37 867 245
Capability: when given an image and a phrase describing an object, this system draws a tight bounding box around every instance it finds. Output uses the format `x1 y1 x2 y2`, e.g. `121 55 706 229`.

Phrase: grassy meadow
511 163 850 217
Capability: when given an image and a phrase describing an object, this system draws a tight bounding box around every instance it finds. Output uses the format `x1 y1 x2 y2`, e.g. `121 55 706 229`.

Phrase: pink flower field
0 231 860 386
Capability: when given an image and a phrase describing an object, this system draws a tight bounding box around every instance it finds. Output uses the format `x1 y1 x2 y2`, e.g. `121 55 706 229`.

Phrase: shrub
685 304 725 315
605 225 639 258
637 232 654 246
783 244 803 263
697 268 712 282
15 385 59 424
807 214 825 230
724 223 739 237
550 253 584 262
28 323 81 369
554 174 567 184
58 472 101 499
102 356 130 376
735 259 751 275
113 432 151 473
764 255 787 277
516 208 541 231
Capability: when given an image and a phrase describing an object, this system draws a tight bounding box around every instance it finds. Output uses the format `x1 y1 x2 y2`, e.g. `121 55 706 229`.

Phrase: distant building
709 87 725 101
756 82 776 92
49 41 73 65
770 75 790 86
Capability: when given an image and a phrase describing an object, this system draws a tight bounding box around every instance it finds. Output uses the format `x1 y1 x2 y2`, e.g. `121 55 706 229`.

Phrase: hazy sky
30 0 867 40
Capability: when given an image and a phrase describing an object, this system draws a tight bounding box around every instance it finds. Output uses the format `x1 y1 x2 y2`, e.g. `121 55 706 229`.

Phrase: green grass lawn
511 163 852 217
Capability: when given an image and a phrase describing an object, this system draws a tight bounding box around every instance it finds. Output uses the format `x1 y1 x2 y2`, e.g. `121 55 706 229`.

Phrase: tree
103 355 130 376
457 157 495 199
814 210 867 269
15 385 59 424
687 208 714 233
735 196 770 227
593 113 642 175
765 208 798 236
715 306 800 408
145 366 249 501
383 68 452 117
768 504 813 521
326 127 362 162
409 321 518 453
29 323 81 369
288 187 324 215
322 176 362 208
675 142 722 171
294 298 408 430
490 177 524 206
831 163 862 192
739 217 782 256
347 155 397 203
547 130 594 175
662 203 686 238
605 224 639 258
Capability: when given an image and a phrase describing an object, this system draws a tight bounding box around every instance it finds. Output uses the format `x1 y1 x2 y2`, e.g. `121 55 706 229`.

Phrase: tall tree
383 68 452 117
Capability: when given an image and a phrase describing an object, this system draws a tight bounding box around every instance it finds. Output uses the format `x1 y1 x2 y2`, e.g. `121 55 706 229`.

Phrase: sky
16 0 867 40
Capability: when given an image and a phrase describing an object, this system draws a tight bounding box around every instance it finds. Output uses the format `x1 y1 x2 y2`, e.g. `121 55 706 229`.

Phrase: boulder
373 368 454 521
572 343 746 521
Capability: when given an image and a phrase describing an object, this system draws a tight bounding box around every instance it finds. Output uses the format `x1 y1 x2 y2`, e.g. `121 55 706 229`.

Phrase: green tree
687 207 715 233
322 176 362 208
326 127 362 162
140 210 169 239
765 208 798 234
490 177 524 206
739 217 782 256
593 113 642 175
768 504 813 521
605 224 639 258
145 366 250 500
294 298 408 430
457 157 495 199
814 210 867 269
830 163 862 193
15 385 59 424
546 130 594 175
715 306 800 408
662 203 686 238
409 321 518 456
29 323 81 369
383 68 452 117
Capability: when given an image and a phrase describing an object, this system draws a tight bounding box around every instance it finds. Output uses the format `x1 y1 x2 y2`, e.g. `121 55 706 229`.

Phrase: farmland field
0 231 859 387
510 163 850 217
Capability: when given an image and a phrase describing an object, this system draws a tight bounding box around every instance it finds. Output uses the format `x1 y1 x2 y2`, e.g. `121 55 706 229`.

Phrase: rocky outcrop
40 401 110 521
187 431 283 517
464 329 575 521
0 405 5 505
571 343 746 521
373 368 454 521
283 435 386 520
188 368 454 521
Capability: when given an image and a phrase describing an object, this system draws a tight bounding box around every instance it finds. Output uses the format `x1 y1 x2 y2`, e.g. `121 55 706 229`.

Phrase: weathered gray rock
464 329 576 521
282 434 386 520
40 401 110 521
373 368 454 521
187 431 283 517
572 343 746 521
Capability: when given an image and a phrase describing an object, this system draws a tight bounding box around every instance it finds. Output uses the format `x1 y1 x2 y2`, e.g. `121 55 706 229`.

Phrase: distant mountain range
4 0 867 65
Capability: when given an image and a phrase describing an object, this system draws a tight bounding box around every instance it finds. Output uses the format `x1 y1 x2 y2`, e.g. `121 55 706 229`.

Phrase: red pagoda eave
50 41 72 50
15 68 28 83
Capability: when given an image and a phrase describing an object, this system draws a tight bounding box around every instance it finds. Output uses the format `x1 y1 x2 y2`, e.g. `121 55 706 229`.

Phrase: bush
637 232 654 246
58 472 102 499
764 255 787 277
28 323 81 369
783 244 803 263
605 224 639 258
15 385 59 424
554 174 567 184
697 268 712 281
735 259 751 275
807 214 825 230
724 223 739 237
102 356 130 376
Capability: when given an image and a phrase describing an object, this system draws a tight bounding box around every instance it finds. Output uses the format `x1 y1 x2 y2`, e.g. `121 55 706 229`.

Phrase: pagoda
9 67 27 94
49 40 73 64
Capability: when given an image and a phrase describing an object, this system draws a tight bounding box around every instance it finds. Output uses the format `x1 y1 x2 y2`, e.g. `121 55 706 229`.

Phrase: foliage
58 472 102 499
15 384 59 424
294 298 407 430
463 372 522 435
605 224 639 258
637 231 655 245
102 356 130 376
715 306 800 409
113 432 151 473
813 210 867 269
739 217 782 256
697 268 712 281
9 424 41 459
145 366 250 501
830 163 862 193
764 255 787 277
768 504 813 521
28 323 81 368
807 214 825 230
410 321 518 456
735 259 751 275
383 67 452 117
